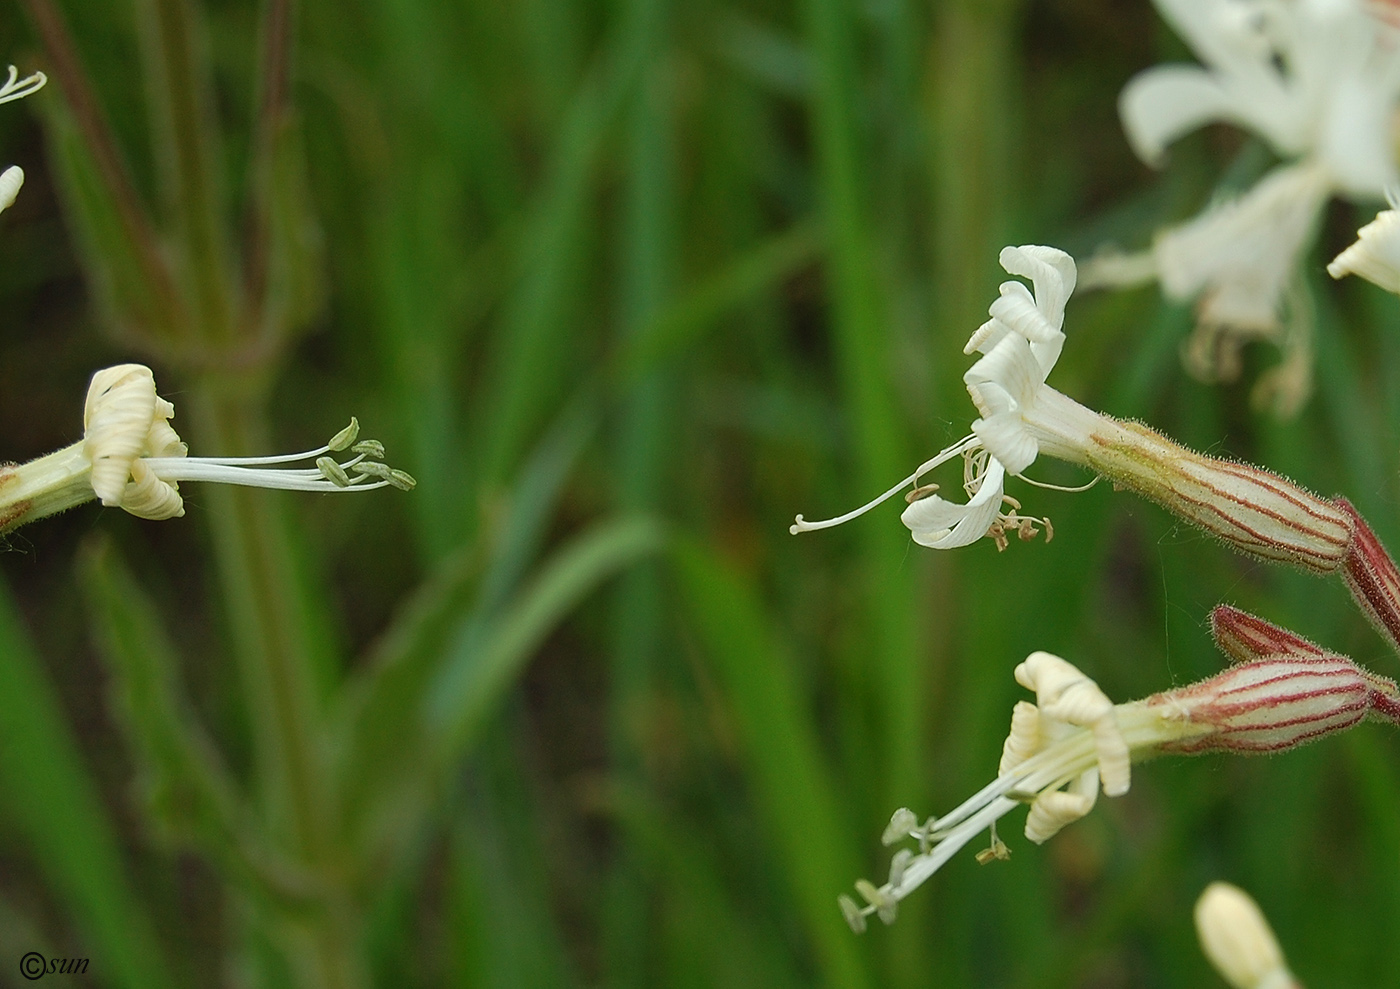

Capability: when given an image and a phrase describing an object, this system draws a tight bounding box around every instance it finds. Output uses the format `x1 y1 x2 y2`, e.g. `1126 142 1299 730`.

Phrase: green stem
141 0 238 344
0 442 95 534
190 383 362 989
19 0 186 338
244 0 296 320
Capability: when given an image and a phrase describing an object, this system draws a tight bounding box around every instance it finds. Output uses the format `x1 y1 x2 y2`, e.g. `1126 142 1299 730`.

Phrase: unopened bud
1194 882 1298 989
1209 604 1327 664
1335 498 1400 658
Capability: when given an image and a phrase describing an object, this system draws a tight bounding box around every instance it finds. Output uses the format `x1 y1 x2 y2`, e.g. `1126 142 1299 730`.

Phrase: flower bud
1194 882 1298 989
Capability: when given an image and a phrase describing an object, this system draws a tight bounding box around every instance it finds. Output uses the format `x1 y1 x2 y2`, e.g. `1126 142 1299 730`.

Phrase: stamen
1012 471 1102 493
790 435 979 534
140 422 411 494
317 457 352 487
327 418 360 452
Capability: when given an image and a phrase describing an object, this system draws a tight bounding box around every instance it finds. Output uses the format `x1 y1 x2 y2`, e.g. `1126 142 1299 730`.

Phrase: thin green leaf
0 575 175 988
78 535 320 912
671 539 870 989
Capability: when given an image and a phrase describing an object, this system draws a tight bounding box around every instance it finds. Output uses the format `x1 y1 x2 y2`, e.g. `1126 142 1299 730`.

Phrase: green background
0 0 1398 985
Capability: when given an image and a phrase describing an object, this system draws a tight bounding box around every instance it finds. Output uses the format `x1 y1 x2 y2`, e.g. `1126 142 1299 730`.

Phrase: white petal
1024 770 1098 844
1153 162 1330 327
964 332 1044 408
988 282 1058 342
83 365 160 507
997 245 1077 329
1119 66 1243 165
900 458 1005 550
972 413 1038 476
1317 72 1399 196
964 316 1010 356
1329 207 1400 293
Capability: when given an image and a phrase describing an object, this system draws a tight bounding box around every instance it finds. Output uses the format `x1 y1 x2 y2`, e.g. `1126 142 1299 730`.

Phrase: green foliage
0 0 1398 986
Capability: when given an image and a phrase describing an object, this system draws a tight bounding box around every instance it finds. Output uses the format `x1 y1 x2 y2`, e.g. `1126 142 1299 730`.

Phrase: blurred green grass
0 0 1398 986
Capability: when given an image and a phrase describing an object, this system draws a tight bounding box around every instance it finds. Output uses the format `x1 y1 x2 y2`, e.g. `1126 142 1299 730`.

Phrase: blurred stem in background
605 0 674 983
2 0 1398 986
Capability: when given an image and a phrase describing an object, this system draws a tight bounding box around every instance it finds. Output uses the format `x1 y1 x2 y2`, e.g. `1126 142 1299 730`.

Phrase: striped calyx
1335 497 1400 658
1082 419 1353 574
1147 604 1400 754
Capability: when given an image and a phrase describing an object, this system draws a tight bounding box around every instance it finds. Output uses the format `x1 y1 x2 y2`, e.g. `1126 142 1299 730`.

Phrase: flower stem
0 442 96 534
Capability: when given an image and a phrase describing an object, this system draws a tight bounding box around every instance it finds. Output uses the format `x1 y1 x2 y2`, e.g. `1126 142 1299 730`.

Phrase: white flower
1101 0 1400 404
0 363 414 533
0 65 46 217
840 628 1400 932
1328 191 1400 292
1195 883 1300 989
793 246 1079 550
1121 0 1400 194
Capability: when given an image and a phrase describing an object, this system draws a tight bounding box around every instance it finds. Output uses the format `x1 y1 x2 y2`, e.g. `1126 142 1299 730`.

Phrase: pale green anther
352 461 391 480
351 439 385 459
888 849 913 888
387 469 417 491
316 456 351 487
882 807 919 846
328 417 360 452
854 879 897 926
837 895 867 935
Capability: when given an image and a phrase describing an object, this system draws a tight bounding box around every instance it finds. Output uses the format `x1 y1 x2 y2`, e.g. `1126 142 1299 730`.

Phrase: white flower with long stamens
1086 0 1400 410
1195 882 1302 989
0 65 46 217
794 243 1357 574
793 246 1077 550
0 363 413 533
839 624 1400 932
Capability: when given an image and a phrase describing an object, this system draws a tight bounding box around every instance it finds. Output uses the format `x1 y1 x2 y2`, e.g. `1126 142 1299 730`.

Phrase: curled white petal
965 333 1053 474
1329 204 1400 293
1015 651 1131 796
997 245 1077 328
900 457 1005 549
998 701 1041 775
1024 769 1099 844
83 365 166 507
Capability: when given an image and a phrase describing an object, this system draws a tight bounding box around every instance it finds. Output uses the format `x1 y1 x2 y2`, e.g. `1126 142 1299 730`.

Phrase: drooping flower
792 244 1355 571
1090 0 1400 412
1195 882 1302 989
792 245 1077 550
0 65 47 217
839 614 1400 932
0 364 414 533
